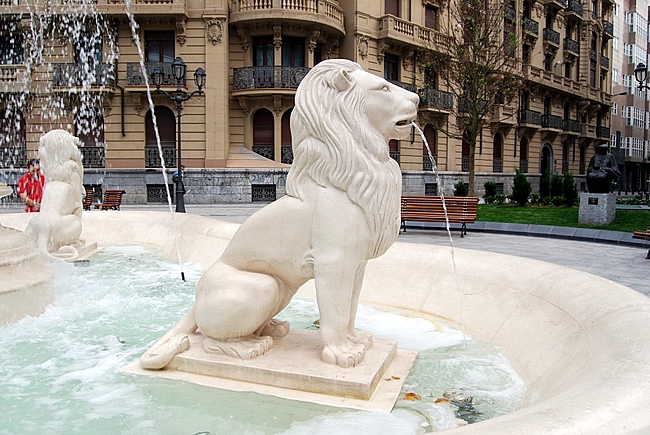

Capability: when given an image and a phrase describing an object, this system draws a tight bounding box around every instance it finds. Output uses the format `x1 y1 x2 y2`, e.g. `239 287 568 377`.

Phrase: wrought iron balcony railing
78 146 105 168
419 87 454 110
519 109 542 125
523 17 539 36
603 20 613 36
252 145 274 160
281 146 293 165
563 119 581 132
504 6 516 21
145 146 176 168
519 159 528 173
126 62 186 86
589 49 598 60
596 126 610 138
53 63 115 87
600 55 609 69
423 153 437 171
462 156 470 172
564 38 580 55
233 66 310 90
566 0 583 15
493 158 503 173
543 28 560 45
389 80 417 93
542 114 563 129
390 151 400 164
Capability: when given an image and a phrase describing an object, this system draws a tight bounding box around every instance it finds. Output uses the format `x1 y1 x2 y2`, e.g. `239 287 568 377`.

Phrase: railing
233 66 310 90
145 146 175 168
563 118 581 132
419 88 454 110
0 65 20 82
519 159 528 173
519 109 542 125
78 146 105 168
252 145 274 160
566 0 583 15
0 146 26 169
547 0 568 7
596 126 610 138
543 28 560 45
589 49 597 60
126 62 186 86
390 151 400 163
462 156 470 172
542 114 563 129
52 63 115 87
423 154 436 171
281 146 293 164
523 17 539 36
389 80 417 93
379 15 453 47
562 161 569 173
600 55 609 69
504 6 516 21
603 20 613 36
564 38 580 55
236 0 344 27
493 158 503 172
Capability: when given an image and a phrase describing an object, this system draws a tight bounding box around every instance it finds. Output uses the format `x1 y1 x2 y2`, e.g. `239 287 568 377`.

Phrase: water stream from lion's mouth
411 122 467 346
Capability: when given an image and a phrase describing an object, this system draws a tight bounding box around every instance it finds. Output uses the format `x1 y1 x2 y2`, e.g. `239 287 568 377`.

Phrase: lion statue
25 129 84 260
141 59 419 370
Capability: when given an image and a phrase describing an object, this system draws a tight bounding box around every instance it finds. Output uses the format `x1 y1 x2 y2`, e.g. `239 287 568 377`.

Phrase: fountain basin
2 210 649 434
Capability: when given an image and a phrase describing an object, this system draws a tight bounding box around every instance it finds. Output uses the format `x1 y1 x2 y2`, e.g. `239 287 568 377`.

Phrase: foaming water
0 247 525 434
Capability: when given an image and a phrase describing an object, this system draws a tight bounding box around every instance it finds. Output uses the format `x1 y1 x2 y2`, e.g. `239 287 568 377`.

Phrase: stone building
0 0 613 203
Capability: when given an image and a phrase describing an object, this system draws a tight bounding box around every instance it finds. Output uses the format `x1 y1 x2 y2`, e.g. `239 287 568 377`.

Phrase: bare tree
419 0 523 196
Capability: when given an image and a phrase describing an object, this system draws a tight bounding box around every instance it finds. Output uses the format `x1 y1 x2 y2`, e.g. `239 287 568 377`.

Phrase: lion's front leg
346 260 373 351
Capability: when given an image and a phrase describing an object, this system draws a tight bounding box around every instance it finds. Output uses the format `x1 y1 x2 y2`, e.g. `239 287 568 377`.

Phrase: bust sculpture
141 59 420 370
586 144 621 194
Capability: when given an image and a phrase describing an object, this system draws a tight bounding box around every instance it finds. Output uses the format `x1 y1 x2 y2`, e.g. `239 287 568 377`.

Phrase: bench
633 226 650 259
94 190 126 211
401 196 479 237
83 188 94 211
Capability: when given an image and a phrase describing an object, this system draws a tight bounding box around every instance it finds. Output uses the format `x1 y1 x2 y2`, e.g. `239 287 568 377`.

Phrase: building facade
0 0 615 203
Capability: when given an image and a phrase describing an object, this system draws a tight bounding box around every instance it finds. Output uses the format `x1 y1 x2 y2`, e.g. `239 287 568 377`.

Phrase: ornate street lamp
152 57 206 213
634 63 649 90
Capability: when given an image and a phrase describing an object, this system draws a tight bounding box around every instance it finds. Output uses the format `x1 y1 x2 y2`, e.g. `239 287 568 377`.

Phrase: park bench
633 226 650 259
94 189 126 211
401 196 479 237
83 188 94 211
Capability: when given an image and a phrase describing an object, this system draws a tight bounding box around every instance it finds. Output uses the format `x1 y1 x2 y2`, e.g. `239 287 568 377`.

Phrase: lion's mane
286 59 402 258
39 130 84 190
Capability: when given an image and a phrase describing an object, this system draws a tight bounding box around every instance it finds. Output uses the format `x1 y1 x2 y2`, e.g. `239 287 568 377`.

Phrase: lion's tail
140 305 197 370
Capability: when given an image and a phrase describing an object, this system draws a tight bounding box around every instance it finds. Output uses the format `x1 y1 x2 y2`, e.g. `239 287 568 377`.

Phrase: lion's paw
348 330 373 350
202 335 274 360
321 343 366 368
260 318 290 339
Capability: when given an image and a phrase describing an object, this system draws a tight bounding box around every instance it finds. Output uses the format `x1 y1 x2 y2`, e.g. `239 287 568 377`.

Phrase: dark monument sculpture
586 144 622 193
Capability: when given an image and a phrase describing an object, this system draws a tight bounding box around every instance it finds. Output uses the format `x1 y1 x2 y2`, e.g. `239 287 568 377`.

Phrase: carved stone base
123 329 417 412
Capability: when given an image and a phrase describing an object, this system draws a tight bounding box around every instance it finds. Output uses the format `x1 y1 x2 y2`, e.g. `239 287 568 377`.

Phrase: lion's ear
332 70 353 92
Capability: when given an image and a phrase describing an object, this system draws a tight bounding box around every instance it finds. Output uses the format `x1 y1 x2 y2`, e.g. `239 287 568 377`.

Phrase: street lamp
634 63 649 90
152 57 206 213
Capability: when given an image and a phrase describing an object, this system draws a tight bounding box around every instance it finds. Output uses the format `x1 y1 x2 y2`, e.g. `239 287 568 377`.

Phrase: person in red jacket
17 159 45 212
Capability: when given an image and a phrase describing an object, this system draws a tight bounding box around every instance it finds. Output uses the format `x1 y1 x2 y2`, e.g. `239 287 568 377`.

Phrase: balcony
145 146 175 168
505 6 516 21
95 0 186 16
0 65 29 93
462 156 470 172
491 104 517 126
519 159 528 173
419 88 454 111
543 28 560 46
389 80 417 93
542 114 563 130
252 145 274 161
519 109 542 126
563 118 581 133
423 153 436 171
230 0 345 36
52 63 115 88
541 0 568 11
523 17 539 37
390 151 400 164
600 55 609 69
493 158 503 172
565 0 584 17
0 146 26 169
378 15 453 52
564 38 580 55
232 66 310 94
589 48 597 60
603 20 613 37
126 62 186 87
78 146 105 168
596 126 610 138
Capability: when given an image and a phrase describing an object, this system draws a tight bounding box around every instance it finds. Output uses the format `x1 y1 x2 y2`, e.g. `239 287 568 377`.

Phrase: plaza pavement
1 201 648 296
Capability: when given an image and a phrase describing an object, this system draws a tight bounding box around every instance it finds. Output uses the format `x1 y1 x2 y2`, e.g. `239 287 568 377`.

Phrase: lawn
476 204 650 233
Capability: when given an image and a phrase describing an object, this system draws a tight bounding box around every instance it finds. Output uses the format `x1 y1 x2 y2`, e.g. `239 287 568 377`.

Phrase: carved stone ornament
237 26 249 52
377 42 390 64
206 18 225 46
357 35 369 59
237 96 250 116
273 95 283 115
534 3 545 19
139 59 421 371
130 93 144 116
403 48 415 69
175 19 186 46
273 24 282 50
555 15 565 29
308 29 321 53
326 37 339 59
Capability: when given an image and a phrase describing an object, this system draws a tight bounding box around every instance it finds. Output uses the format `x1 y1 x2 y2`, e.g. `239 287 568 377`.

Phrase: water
0 246 526 434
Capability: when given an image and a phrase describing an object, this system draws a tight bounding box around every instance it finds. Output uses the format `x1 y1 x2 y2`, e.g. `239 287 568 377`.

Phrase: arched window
281 109 293 164
253 109 274 160
519 136 529 173
145 106 175 168
541 143 553 174
422 124 437 171
493 133 503 172
0 107 26 168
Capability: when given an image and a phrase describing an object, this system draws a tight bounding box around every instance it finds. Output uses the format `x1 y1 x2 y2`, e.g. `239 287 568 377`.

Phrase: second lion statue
141 59 419 369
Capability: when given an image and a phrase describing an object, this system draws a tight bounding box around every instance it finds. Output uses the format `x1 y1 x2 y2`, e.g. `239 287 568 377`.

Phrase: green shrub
551 196 565 207
511 168 532 206
529 193 541 205
539 170 551 197
562 172 579 207
484 196 496 204
484 180 497 198
550 174 563 198
494 194 507 205
454 181 468 196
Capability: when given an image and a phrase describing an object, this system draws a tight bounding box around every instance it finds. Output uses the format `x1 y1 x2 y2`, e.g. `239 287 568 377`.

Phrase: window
74 31 102 67
145 31 174 63
282 38 304 67
281 109 293 164
384 54 399 81
0 34 24 65
145 106 175 168
385 0 399 16
522 45 531 64
425 5 439 30
612 68 618 83
75 107 104 147
612 102 618 115
254 38 274 66
544 53 553 72
252 109 274 160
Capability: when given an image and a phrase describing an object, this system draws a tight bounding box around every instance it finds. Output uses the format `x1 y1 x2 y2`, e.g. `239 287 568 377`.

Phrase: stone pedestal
579 192 617 225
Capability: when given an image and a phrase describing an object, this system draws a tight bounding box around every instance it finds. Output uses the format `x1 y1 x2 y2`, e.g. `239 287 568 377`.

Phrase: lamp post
151 57 206 213
634 63 650 90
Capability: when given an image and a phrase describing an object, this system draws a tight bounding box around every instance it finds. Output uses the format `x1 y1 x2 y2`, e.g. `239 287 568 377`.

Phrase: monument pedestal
579 192 617 225
123 329 417 412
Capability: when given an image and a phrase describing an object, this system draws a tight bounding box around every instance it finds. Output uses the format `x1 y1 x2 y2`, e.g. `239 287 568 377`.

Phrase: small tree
562 172 579 207
454 181 469 196
550 174 563 198
511 168 532 206
540 171 551 198
484 180 497 203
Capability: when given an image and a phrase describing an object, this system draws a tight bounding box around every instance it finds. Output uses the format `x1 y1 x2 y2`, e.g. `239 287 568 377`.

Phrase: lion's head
38 129 84 188
286 59 419 257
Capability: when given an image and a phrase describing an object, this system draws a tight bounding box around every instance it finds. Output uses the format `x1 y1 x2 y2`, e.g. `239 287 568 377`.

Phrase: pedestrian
172 164 186 183
17 159 46 212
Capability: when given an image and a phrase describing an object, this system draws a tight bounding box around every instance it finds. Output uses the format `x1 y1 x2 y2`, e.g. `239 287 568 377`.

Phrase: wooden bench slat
94 190 126 211
401 196 479 236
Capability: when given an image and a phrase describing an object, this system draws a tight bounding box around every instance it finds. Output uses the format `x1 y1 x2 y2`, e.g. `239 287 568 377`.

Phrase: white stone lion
141 59 419 369
25 130 84 260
